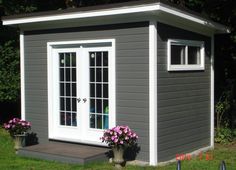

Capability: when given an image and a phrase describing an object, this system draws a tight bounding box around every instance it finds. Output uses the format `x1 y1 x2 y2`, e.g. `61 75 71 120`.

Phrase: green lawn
0 128 235 170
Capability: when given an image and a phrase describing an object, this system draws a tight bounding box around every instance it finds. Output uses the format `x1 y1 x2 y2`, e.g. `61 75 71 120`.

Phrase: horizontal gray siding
157 22 211 162
24 22 149 161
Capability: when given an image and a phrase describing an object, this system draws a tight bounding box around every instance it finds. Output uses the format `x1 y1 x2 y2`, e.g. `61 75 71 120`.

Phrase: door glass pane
60 112 65 125
66 83 71 96
96 84 102 98
96 99 102 113
66 68 70 81
72 68 76 82
72 98 77 112
66 112 72 126
72 53 76 66
103 100 109 114
72 83 76 97
96 68 102 82
97 115 102 129
90 68 95 82
59 52 77 127
59 53 65 67
60 69 64 81
103 115 109 129
103 68 108 82
90 53 95 66
72 113 77 126
90 114 95 128
90 99 95 113
65 53 70 67
103 84 108 98
60 98 65 110
96 52 102 66
90 83 95 97
60 83 64 96
89 51 109 130
103 52 108 66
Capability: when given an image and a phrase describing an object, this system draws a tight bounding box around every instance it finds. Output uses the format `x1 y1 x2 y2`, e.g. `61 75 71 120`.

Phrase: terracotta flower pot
112 146 125 168
14 134 26 151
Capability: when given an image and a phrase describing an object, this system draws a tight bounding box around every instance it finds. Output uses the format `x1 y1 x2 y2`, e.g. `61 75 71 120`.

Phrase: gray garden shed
2 0 229 165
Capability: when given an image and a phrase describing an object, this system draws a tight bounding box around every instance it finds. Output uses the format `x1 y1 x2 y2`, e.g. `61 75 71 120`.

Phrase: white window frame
167 39 205 71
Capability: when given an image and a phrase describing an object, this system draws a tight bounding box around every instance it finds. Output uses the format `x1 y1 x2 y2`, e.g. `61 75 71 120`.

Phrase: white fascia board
158 4 230 33
2 3 159 25
3 3 229 33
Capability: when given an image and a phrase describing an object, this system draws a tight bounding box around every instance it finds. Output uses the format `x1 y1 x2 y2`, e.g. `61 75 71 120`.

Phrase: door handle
77 98 81 103
83 98 87 103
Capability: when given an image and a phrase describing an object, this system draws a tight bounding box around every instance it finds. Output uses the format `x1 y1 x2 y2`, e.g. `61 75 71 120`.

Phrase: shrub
215 127 233 144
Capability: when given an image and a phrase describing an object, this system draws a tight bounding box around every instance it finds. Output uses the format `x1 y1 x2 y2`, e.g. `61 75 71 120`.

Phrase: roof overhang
2 1 230 35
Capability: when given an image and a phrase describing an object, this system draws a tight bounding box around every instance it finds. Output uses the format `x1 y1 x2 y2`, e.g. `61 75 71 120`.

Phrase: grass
0 128 236 170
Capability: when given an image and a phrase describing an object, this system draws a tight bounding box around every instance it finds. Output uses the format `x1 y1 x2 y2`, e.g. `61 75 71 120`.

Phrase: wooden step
18 141 109 164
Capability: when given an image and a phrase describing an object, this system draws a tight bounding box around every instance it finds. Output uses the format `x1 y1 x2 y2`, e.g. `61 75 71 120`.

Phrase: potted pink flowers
3 118 31 151
101 125 138 168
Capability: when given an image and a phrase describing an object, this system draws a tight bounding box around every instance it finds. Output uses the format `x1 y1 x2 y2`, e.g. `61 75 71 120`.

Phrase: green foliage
215 90 231 129
215 127 233 144
0 41 20 102
233 129 236 138
0 0 37 15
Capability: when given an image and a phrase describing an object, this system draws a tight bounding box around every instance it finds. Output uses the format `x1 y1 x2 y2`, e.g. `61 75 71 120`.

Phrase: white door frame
47 39 116 145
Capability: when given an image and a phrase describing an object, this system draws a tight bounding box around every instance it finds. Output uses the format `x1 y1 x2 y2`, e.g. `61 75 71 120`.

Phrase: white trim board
210 35 215 148
20 31 25 120
149 20 158 166
47 39 116 144
2 2 229 33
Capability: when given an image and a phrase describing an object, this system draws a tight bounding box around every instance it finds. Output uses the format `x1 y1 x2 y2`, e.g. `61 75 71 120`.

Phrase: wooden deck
18 141 109 164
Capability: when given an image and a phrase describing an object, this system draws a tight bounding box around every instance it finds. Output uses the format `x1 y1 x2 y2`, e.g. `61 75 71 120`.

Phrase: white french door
48 41 116 145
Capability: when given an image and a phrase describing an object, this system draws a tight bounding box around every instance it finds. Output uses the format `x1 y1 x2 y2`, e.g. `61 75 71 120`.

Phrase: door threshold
49 137 108 148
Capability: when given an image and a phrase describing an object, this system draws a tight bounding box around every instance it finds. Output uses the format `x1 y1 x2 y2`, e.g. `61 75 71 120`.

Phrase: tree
0 41 20 102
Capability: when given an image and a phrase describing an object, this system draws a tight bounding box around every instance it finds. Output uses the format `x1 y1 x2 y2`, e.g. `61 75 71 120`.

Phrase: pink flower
111 136 115 141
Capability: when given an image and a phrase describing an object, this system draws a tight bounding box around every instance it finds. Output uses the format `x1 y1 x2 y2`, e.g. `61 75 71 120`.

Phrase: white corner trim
210 35 215 148
149 20 158 166
20 31 25 120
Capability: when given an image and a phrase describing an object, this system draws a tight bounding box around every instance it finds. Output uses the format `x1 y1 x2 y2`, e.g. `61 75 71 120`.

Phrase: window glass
188 46 201 64
168 39 204 71
171 45 186 65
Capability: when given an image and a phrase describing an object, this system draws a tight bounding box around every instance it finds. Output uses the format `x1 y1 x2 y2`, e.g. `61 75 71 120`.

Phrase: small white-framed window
167 39 205 71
